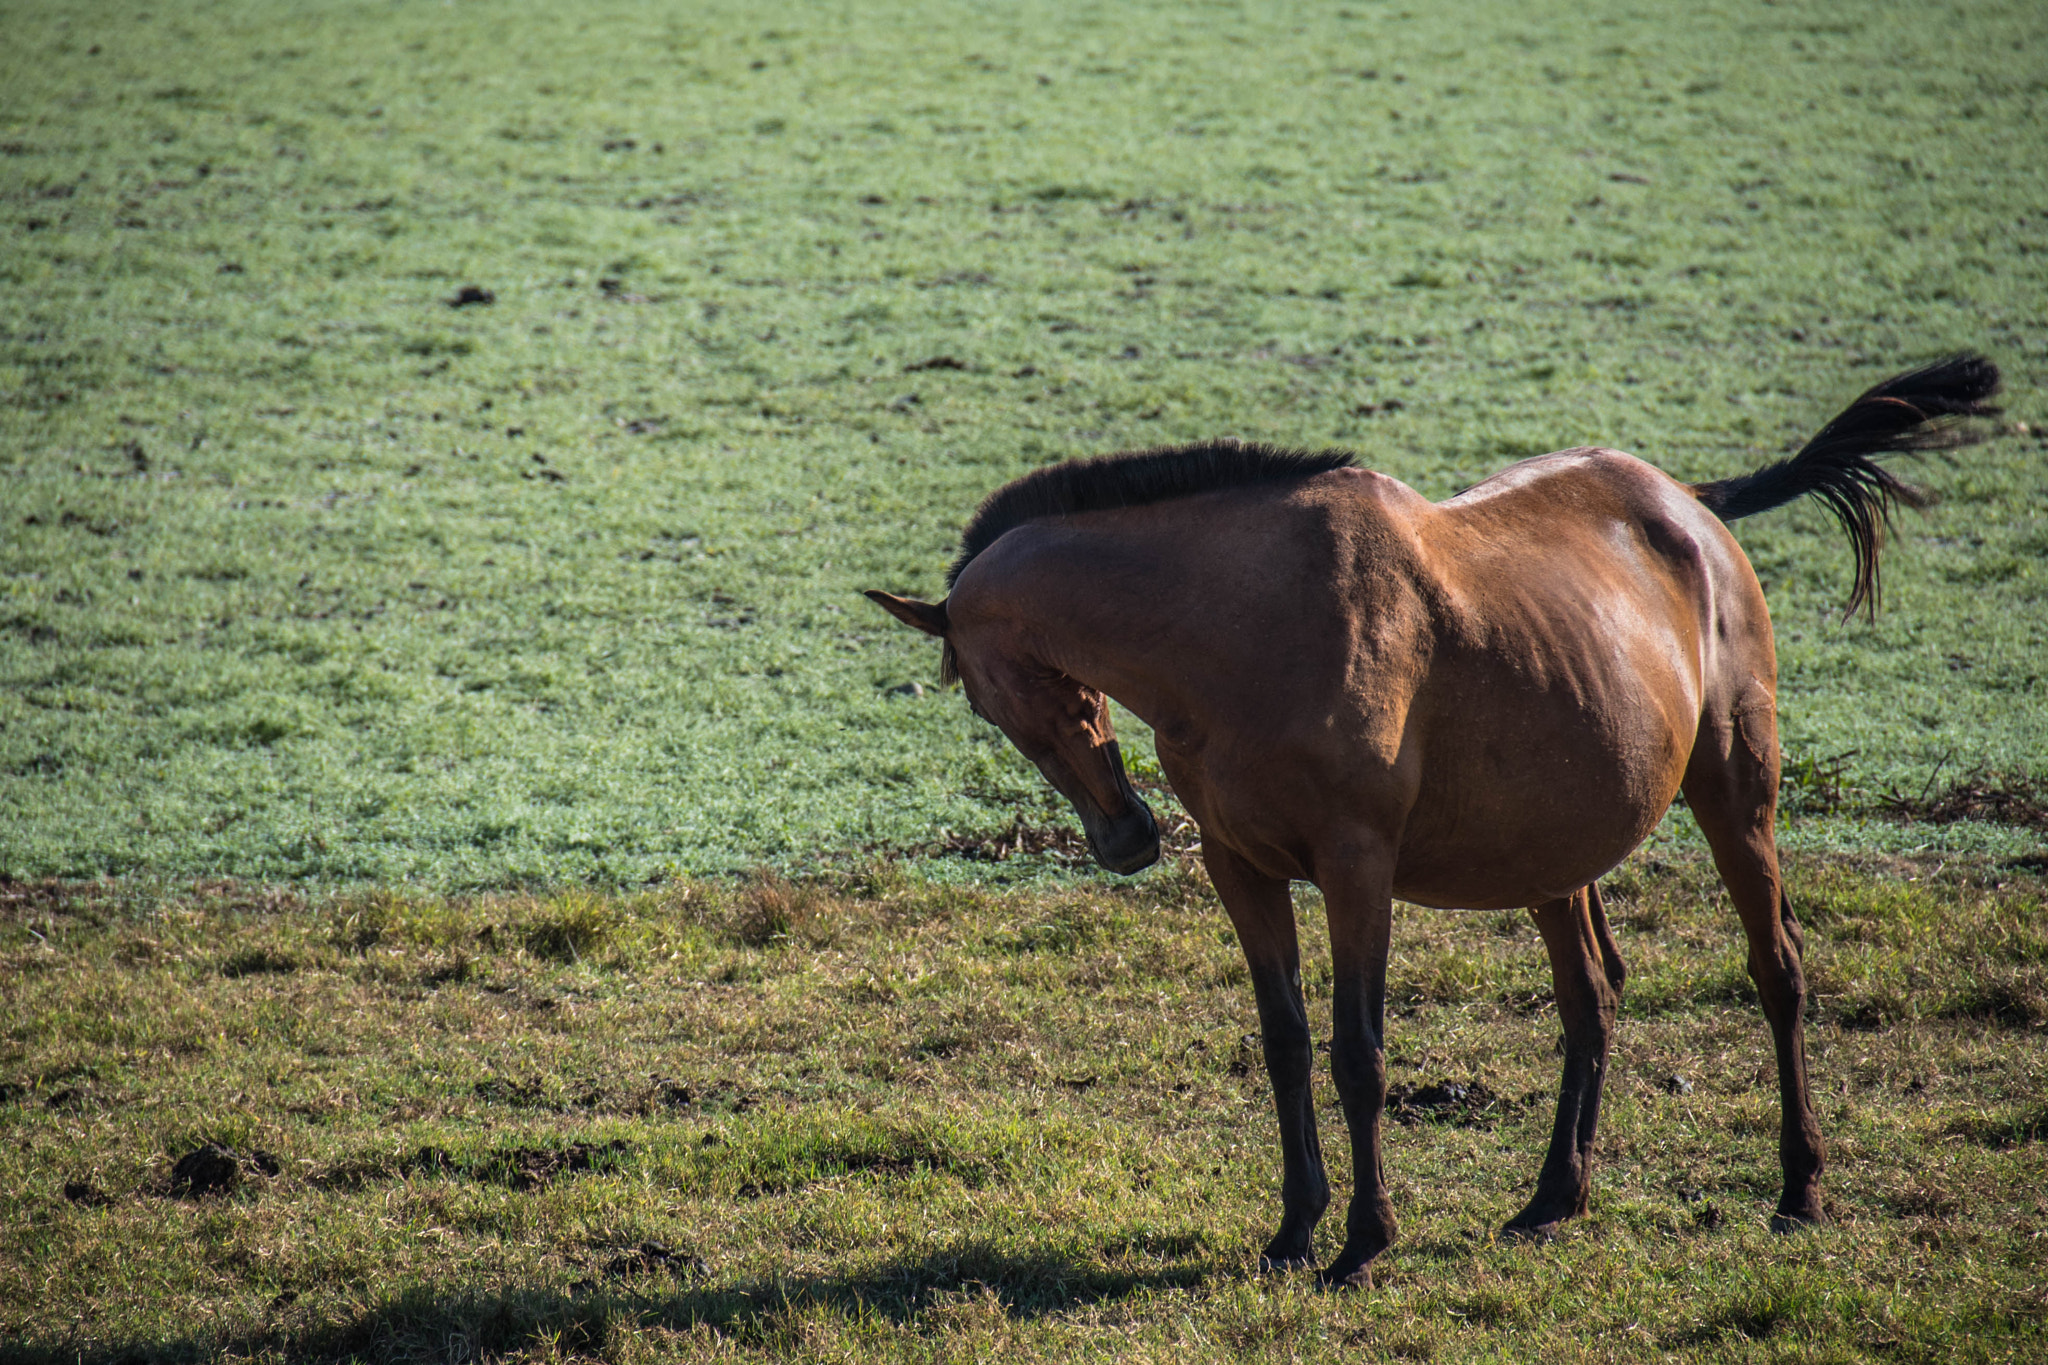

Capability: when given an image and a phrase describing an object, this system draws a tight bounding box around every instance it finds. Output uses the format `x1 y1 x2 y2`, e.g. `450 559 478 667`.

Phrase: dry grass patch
2 852 2044 1362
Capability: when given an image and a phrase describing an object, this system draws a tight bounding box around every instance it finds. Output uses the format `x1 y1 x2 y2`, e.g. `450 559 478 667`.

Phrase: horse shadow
23 1237 1217 1364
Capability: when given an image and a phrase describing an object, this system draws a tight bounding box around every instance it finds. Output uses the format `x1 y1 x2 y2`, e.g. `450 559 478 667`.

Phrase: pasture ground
2 0 2046 885
3 853 2044 1362
4 0 2046 1359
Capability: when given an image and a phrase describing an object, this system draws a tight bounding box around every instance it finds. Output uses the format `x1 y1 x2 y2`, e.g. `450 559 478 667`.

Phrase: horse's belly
1392 815 1658 909
1391 733 1684 909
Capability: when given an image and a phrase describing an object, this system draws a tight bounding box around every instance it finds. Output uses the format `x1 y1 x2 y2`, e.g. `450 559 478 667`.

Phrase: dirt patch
221 947 299 978
499 1139 632 1191
33 878 303 923
63 1179 114 1207
1384 1080 1528 1128
1938 978 2046 1028
728 872 841 948
737 1150 918 1199
0 878 124 922
940 818 1091 864
1880 771 2048 830
315 1140 631 1191
638 1075 754 1115
168 1142 280 1198
470 1074 608 1112
933 810 1202 866
1945 1106 2048 1149
312 1144 457 1189
600 1241 707 1280
645 1075 697 1110
472 1075 558 1107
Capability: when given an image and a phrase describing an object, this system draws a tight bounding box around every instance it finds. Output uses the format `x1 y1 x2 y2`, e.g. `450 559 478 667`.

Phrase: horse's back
1378 448 1773 906
1435 446 1732 576
1424 447 1769 678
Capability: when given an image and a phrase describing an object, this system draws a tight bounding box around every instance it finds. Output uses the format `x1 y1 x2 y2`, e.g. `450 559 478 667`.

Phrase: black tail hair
1693 353 2001 619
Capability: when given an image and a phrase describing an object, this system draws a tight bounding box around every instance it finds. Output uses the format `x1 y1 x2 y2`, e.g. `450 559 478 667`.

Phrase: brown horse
866 355 1999 1287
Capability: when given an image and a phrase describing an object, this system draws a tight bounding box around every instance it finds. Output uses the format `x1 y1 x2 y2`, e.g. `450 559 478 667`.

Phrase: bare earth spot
1384 1080 1526 1127
502 1139 632 1191
1882 771 2048 830
600 1241 707 1280
63 1179 114 1207
639 1076 754 1114
168 1143 279 1198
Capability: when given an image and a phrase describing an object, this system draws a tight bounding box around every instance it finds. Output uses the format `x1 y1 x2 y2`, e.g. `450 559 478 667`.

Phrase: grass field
3 856 2044 1362
3 0 2046 1359
2 0 2045 885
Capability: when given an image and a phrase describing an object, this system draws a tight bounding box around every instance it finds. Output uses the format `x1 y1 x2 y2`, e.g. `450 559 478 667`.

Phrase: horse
865 354 1999 1287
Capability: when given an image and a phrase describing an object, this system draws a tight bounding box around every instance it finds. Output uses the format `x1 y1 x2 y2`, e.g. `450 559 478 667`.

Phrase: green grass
3 853 2044 1361
2 0 2046 886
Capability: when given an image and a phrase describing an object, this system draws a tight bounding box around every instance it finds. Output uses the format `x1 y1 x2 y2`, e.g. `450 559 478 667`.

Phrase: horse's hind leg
1683 707 1827 1229
1507 881 1625 1237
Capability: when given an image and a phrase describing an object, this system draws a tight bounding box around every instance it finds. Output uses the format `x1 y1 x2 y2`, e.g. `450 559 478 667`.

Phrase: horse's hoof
1315 1232 1388 1291
1258 1219 1320 1273
1503 1193 1580 1239
1502 1217 1562 1242
1316 1259 1374 1291
1257 1250 1315 1274
1769 1206 1825 1234
1257 1231 1316 1274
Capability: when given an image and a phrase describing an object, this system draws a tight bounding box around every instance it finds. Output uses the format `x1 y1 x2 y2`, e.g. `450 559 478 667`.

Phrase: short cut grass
1 0 2045 886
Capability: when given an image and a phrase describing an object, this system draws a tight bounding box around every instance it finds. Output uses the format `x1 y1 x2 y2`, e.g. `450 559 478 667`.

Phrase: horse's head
864 589 1161 875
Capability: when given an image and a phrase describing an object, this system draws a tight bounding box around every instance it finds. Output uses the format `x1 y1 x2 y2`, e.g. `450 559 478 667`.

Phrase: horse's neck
1015 566 1199 742
993 486 1401 737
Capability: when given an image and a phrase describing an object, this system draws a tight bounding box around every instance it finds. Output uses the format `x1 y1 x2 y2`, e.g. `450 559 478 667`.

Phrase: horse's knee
1329 1034 1387 1103
1261 1024 1314 1090
1557 960 1620 1050
1587 993 1619 1045
1260 1009 1311 1051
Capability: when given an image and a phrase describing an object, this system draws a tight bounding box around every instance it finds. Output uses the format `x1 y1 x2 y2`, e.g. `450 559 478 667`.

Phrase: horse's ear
863 590 949 637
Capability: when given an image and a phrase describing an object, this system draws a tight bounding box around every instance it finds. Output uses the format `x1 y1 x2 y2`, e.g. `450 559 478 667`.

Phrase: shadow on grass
13 1239 1216 1363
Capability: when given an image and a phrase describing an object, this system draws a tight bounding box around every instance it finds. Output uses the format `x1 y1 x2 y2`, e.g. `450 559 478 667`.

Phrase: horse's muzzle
1076 754 1161 875
1081 797 1160 874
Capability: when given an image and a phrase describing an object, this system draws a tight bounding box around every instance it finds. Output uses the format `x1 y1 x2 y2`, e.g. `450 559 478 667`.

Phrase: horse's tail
1692 353 2001 619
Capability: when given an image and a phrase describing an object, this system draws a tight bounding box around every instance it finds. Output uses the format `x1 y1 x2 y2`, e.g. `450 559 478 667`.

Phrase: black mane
946 439 1356 587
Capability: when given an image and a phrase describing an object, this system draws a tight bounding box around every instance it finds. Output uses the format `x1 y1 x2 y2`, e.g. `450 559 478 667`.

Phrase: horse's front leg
1317 842 1398 1288
1508 881 1626 1237
1204 842 1328 1270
